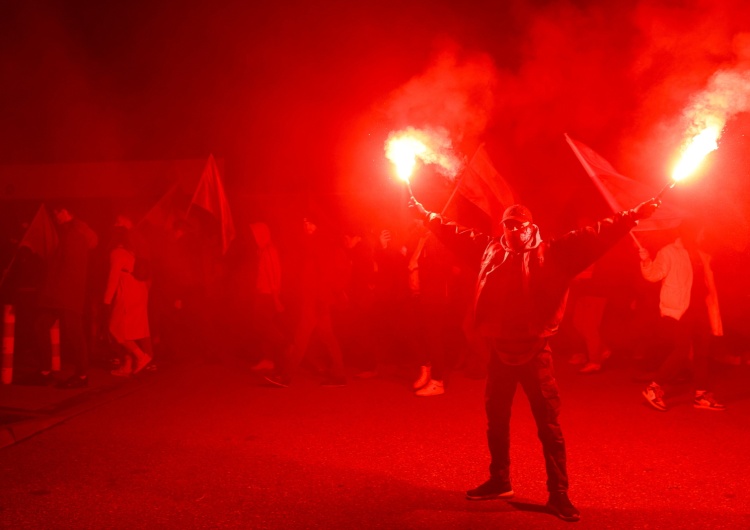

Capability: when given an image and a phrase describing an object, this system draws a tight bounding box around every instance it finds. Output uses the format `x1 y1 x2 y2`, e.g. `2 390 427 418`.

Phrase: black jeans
654 307 712 390
484 344 568 492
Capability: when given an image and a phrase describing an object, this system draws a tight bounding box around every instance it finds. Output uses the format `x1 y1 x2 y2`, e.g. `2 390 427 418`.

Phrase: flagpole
440 143 484 216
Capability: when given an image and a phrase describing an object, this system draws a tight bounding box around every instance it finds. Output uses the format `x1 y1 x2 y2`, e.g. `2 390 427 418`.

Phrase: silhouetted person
405 218 453 397
247 221 290 374
410 196 660 522
339 225 379 378
264 216 347 387
103 226 153 376
36 206 98 388
371 228 410 373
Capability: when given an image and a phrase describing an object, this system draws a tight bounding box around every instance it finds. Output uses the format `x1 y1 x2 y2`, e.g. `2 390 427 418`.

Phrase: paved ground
1 355 749 529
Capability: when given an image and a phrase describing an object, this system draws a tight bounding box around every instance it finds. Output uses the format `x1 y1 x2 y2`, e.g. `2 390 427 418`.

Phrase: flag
140 183 192 233
188 154 236 254
565 134 684 232
19 204 58 258
457 144 516 222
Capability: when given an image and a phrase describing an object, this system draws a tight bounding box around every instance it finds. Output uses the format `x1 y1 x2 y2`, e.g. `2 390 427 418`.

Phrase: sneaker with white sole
111 357 133 377
642 382 667 411
694 392 726 411
415 379 444 396
578 362 601 374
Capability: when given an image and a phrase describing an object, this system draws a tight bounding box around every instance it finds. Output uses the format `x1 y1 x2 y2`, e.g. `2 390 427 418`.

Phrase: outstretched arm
408 197 489 265
551 197 661 276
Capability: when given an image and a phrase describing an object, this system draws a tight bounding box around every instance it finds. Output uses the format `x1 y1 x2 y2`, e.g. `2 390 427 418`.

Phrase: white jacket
641 238 692 320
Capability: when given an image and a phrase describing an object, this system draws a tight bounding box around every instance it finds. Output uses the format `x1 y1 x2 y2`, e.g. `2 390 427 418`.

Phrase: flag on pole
565 134 683 232
188 154 236 254
140 183 192 232
19 204 58 258
458 144 516 222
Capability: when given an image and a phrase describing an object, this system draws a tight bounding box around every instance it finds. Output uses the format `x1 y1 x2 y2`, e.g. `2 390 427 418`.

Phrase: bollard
2 304 14 384
50 319 61 372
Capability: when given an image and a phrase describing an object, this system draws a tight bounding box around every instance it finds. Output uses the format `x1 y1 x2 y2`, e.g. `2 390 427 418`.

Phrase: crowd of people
0 194 742 522
0 200 736 401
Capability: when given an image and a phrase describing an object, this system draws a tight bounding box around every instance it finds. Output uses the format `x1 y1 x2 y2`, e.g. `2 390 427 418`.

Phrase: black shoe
546 491 580 522
263 373 290 388
466 478 514 500
320 375 347 387
56 375 88 389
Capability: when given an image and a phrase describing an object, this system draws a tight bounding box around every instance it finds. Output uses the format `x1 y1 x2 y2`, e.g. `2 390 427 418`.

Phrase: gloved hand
632 197 661 220
408 196 430 219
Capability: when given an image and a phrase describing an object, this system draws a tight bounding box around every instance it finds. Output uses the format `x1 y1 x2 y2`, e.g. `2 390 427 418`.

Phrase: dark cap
501 204 533 225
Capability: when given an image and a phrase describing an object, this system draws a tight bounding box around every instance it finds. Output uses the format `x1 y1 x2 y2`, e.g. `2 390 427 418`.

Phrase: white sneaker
413 365 431 389
578 362 601 374
415 379 444 397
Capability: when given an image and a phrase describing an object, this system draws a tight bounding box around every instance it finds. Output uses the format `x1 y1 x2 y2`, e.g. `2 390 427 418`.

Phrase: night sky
1 0 749 239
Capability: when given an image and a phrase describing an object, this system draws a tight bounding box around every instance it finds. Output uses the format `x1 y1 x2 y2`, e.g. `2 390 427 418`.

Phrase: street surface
2 356 749 529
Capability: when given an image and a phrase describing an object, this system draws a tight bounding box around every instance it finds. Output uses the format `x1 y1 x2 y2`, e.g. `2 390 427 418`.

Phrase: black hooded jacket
425 210 639 364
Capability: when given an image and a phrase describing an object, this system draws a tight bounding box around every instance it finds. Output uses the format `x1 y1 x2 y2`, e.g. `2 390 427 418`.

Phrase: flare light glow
671 124 720 182
385 134 428 184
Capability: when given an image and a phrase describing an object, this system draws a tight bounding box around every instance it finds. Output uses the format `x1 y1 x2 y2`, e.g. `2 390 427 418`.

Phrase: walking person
103 226 153 376
410 196 660 522
35 205 98 388
247 221 290 374
264 215 348 387
639 222 726 412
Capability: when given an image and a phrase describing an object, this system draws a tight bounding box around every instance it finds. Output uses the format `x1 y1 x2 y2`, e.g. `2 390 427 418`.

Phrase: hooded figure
410 197 659 522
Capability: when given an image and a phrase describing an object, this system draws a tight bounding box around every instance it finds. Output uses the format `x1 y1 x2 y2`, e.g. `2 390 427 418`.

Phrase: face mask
503 221 533 251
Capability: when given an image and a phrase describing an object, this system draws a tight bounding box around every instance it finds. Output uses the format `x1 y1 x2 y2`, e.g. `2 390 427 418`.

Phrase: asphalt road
2 356 749 529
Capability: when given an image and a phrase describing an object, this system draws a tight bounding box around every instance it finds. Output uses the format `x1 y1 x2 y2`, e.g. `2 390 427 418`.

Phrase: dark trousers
36 307 88 376
654 307 712 390
404 294 448 380
485 346 568 492
282 298 344 379
251 293 290 363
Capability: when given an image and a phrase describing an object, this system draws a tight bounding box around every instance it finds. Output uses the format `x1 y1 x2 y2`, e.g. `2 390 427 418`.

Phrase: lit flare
385 134 427 184
671 124 720 182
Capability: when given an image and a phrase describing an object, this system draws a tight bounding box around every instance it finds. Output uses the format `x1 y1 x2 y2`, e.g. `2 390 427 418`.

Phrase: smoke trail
682 67 750 139
382 46 499 180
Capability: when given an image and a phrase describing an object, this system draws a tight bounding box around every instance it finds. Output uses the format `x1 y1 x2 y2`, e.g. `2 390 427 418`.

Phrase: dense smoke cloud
375 0 750 238
380 47 500 159
682 49 750 139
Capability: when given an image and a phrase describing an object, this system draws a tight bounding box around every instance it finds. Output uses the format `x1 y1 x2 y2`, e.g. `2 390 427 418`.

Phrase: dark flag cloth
188 154 236 255
0 204 57 295
565 134 686 232
20 204 59 259
138 154 235 254
458 144 517 224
